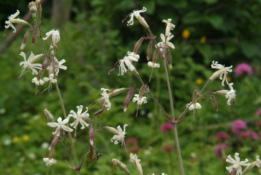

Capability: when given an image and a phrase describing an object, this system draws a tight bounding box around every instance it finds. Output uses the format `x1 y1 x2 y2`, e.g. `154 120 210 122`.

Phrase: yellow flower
13 136 20 143
23 135 30 142
200 36 206 44
227 76 231 83
182 29 190 39
196 78 203 85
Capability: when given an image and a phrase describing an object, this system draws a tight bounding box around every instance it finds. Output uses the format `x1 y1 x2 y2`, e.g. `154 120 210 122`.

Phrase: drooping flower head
130 153 143 175
127 7 149 29
100 88 112 110
43 29 60 47
110 124 128 145
210 61 233 86
133 94 147 105
147 61 160 68
162 19 175 37
235 63 253 76
214 83 236 105
156 33 175 53
119 52 140 76
47 117 73 136
43 157 57 166
5 10 29 33
187 102 202 111
19 51 44 76
226 153 250 175
231 120 247 135
68 105 90 130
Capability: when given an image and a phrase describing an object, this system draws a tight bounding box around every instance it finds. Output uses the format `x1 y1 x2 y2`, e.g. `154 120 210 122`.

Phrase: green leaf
240 41 261 58
205 15 224 30
196 44 212 59
183 11 202 24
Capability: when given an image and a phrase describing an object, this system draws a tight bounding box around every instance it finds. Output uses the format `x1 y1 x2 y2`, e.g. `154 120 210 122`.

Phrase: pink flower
252 131 259 140
160 123 173 132
215 144 228 157
129 146 140 153
256 109 261 116
163 145 174 152
215 132 230 141
255 121 261 127
235 63 253 76
231 120 247 135
126 137 138 146
239 130 252 138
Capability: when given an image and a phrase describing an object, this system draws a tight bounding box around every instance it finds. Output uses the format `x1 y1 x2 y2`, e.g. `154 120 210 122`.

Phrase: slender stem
63 141 74 166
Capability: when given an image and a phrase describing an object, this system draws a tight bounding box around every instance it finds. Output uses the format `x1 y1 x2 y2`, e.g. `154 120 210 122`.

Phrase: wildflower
110 124 128 145
19 52 43 75
3 138 11 146
130 153 143 175
235 63 253 76
163 145 174 152
43 29 60 47
32 77 44 86
160 123 173 132
200 36 206 44
162 18 175 37
126 137 138 146
12 136 20 143
5 10 30 33
214 83 236 105
253 155 261 169
196 78 203 85
157 33 175 52
256 109 261 116
209 61 233 86
182 29 190 39
100 88 112 110
47 117 73 136
239 130 252 139
133 94 147 105
47 58 67 76
43 157 57 166
41 142 49 149
226 153 250 175
127 7 149 29
119 52 140 76
187 102 201 111
252 132 259 140
215 132 230 141
215 144 228 157
112 159 130 174
43 74 57 84
68 105 90 130
231 120 247 135
147 61 160 68
129 146 141 153
22 135 30 142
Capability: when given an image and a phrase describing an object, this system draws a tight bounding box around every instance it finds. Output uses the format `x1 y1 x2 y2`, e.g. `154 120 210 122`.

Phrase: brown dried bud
167 49 172 69
146 40 153 60
152 47 159 63
124 87 135 112
21 28 31 50
210 95 218 111
133 37 145 54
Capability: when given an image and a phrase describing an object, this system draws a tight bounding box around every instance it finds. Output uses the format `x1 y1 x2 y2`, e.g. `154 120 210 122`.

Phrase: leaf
183 11 202 24
240 41 261 58
205 15 224 30
196 44 212 59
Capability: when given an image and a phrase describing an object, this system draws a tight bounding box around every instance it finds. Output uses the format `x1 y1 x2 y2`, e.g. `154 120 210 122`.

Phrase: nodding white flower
43 74 57 84
253 155 261 169
32 77 44 86
19 52 43 75
187 102 201 111
127 7 149 29
226 153 250 175
148 61 160 68
111 124 128 145
210 61 233 86
156 33 175 52
130 153 143 175
47 117 73 136
214 83 236 105
43 157 57 166
101 88 112 110
119 52 140 76
47 58 67 76
5 10 29 33
43 29 60 47
162 18 175 37
68 105 89 130
133 94 147 105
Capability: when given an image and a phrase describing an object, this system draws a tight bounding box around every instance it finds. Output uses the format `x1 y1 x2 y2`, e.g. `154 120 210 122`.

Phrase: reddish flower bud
166 49 172 69
21 28 31 50
133 37 145 54
124 87 135 112
146 40 153 60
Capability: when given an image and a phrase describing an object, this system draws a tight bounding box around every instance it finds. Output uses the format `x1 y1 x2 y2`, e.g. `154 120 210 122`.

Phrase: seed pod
124 88 135 112
152 48 159 63
20 28 31 50
167 49 172 69
146 40 153 60
112 159 130 174
210 95 218 111
133 37 145 54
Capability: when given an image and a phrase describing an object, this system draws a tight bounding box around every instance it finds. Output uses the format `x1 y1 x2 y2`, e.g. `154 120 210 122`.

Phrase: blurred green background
0 0 261 174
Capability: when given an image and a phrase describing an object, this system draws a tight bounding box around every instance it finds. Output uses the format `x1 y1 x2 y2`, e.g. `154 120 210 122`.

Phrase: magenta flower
235 63 253 76
256 109 261 116
215 132 230 141
255 121 261 127
252 131 259 140
126 137 138 146
163 145 174 152
129 146 141 153
160 123 173 132
239 130 252 138
231 120 247 135
215 144 228 157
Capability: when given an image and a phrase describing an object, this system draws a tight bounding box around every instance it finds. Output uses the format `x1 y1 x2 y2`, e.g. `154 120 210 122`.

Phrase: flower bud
112 159 130 174
108 88 128 98
28 2 37 17
210 95 218 111
146 40 153 60
167 49 172 69
89 120 94 146
44 108 54 122
42 55 49 69
104 126 119 135
152 47 159 64
133 37 145 54
20 28 31 50
124 87 135 112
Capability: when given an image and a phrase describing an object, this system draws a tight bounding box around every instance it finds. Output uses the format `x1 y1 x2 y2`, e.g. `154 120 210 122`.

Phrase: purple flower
231 120 247 135
160 123 173 132
252 131 259 140
215 144 228 157
215 132 230 141
235 63 253 76
256 109 261 116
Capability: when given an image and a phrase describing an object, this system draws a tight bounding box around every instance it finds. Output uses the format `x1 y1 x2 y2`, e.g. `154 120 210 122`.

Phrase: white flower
214 83 236 105
130 153 143 175
119 51 140 76
43 29 60 47
43 74 57 84
68 105 89 130
43 157 57 166
187 102 201 111
253 155 261 169
226 153 250 175
5 10 29 33
19 52 43 75
148 61 160 68
47 117 73 136
156 33 175 52
100 88 112 110
210 61 233 86
111 124 128 145
32 77 44 86
133 94 147 105
162 18 175 37
127 7 149 29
